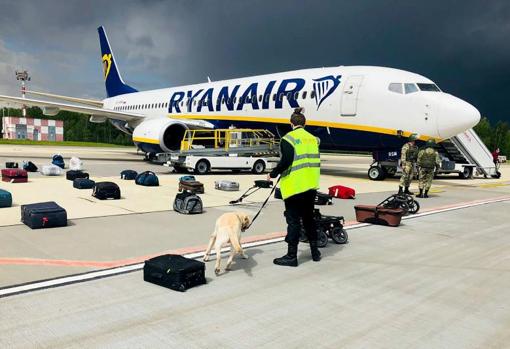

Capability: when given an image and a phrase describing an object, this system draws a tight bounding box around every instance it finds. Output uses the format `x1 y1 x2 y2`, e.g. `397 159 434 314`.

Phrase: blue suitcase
21 201 67 229
0 189 12 208
73 178 96 189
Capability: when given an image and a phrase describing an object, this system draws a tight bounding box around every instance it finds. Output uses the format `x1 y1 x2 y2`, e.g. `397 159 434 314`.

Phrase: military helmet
426 139 436 146
408 134 418 141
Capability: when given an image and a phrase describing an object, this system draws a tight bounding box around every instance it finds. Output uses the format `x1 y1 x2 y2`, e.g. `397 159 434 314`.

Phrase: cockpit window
404 83 418 94
417 83 440 92
388 83 403 94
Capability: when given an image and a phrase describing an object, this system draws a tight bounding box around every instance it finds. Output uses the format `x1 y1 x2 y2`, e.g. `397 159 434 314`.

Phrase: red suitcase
354 205 403 226
328 185 355 199
2 169 28 183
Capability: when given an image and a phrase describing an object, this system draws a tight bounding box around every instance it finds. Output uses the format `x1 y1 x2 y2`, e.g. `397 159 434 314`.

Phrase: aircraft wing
0 94 142 122
26 91 104 107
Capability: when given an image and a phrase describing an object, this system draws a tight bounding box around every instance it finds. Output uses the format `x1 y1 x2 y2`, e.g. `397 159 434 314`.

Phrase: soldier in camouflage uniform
399 134 418 195
417 139 441 198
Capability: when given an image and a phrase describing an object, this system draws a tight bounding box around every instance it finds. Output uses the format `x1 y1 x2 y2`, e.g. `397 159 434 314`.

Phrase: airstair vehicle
156 128 280 174
368 128 500 180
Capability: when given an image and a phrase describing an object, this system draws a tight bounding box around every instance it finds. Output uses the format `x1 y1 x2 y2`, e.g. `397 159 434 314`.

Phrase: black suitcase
66 170 89 181
21 201 67 229
73 178 96 189
120 169 138 180
144 254 206 292
93 181 121 200
6 162 18 168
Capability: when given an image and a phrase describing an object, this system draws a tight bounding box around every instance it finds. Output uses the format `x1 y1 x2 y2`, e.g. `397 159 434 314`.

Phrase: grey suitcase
215 180 240 191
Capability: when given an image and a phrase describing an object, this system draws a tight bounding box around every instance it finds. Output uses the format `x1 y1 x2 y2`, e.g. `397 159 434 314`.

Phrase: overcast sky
0 0 509 123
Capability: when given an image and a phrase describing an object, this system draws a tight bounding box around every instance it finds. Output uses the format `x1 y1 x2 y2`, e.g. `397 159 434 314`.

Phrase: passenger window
287 92 292 100
272 94 276 101
265 94 269 102
405 83 418 94
302 91 307 99
310 91 316 99
245 96 250 103
294 92 299 100
388 83 403 94
252 95 257 103
258 95 262 102
279 93 283 101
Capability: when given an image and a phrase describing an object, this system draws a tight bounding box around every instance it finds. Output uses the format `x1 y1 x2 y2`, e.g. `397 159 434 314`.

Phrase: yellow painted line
168 114 440 142
429 188 445 193
478 183 509 189
132 137 159 144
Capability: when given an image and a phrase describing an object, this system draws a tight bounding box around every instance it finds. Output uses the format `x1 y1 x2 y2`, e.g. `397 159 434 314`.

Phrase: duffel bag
0 189 12 208
328 185 356 199
179 180 204 194
173 191 203 214
315 192 333 205
254 180 273 188
144 254 206 292
22 161 38 172
120 169 138 180
52 154 65 169
73 178 96 189
2 169 28 183
179 175 196 182
93 182 121 200
135 171 159 186
41 164 63 176
6 162 18 168
66 170 89 181
21 201 67 229
69 156 83 171
215 180 240 191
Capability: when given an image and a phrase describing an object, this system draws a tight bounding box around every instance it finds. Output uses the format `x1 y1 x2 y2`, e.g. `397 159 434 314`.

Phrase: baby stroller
378 193 420 215
229 180 273 205
300 209 348 248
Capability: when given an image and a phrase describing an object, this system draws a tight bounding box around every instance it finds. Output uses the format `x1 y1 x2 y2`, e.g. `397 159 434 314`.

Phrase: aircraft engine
132 118 189 152
42 106 60 116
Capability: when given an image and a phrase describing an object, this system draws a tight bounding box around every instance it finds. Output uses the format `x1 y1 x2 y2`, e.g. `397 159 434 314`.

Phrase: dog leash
246 177 280 229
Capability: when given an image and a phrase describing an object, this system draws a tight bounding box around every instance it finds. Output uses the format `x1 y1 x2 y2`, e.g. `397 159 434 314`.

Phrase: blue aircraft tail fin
98 26 138 98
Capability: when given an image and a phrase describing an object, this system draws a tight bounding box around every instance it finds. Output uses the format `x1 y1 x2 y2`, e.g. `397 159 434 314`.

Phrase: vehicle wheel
368 166 386 181
252 160 266 174
331 227 348 244
459 167 473 179
317 228 328 248
194 159 210 175
407 199 420 214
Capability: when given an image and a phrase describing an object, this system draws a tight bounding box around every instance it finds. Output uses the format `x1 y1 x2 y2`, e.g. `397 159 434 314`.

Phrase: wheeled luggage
41 164 63 176
52 154 65 169
135 171 159 186
66 170 90 181
69 157 83 171
92 182 121 200
0 189 12 208
354 205 403 226
300 209 348 247
21 201 67 229
73 178 96 189
179 180 204 194
328 185 355 199
120 169 138 180
2 169 28 183
22 161 38 172
230 180 274 204
6 162 18 168
215 180 240 191
144 254 206 292
173 191 203 214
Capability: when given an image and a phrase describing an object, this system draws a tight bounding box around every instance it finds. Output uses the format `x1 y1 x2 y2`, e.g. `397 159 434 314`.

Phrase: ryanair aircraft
0 26 480 156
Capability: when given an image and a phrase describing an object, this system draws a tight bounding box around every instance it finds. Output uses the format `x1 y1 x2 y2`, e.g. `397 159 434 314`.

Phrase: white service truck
170 154 278 175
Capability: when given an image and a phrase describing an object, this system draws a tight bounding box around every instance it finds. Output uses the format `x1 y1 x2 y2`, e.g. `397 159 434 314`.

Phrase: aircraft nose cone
437 96 481 138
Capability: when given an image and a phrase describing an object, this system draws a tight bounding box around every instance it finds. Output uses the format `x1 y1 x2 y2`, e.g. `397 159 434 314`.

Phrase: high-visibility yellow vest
280 127 320 199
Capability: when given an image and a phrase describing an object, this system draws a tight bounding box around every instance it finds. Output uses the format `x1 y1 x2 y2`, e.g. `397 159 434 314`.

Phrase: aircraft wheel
368 166 386 181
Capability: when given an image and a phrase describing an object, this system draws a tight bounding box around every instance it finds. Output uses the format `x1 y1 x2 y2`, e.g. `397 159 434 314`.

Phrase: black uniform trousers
283 189 317 246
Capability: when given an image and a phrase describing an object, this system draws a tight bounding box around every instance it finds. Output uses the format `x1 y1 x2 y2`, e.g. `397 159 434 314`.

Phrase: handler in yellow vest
268 107 321 267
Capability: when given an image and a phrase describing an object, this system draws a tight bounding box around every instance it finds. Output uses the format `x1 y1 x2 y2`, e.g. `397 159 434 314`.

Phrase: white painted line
1 196 509 298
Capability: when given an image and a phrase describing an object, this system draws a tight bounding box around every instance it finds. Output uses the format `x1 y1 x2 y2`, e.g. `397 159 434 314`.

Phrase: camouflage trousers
399 161 415 187
418 168 435 191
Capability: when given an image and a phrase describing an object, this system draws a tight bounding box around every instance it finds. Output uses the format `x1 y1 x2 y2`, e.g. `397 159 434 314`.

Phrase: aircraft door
341 75 364 116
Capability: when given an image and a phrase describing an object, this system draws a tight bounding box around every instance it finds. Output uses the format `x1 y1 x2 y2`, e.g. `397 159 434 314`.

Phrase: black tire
407 199 420 214
398 201 410 215
368 166 386 181
194 159 210 175
252 160 266 174
317 228 328 248
331 227 348 244
459 167 473 179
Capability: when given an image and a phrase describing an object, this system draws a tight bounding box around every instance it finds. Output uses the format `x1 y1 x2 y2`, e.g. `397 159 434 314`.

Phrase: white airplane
0 26 480 163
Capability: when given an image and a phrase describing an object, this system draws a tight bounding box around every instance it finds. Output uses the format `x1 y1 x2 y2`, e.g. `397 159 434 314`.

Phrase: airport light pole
15 70 31 117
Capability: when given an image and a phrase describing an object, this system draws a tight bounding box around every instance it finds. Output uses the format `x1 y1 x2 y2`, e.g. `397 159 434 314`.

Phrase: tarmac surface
1 145 510 348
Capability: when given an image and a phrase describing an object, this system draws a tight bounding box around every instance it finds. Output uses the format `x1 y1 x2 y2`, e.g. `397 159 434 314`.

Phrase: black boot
398 186 403 194
417 189 424 198
274 244 298 267
424 190 429 198
404 186 414 195
310 241 321 262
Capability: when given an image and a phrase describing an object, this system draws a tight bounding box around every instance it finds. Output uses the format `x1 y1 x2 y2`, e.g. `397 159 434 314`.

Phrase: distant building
1 116 64 141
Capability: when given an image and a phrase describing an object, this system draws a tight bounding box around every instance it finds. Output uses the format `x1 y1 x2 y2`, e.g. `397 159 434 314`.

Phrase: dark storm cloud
0 0 509 122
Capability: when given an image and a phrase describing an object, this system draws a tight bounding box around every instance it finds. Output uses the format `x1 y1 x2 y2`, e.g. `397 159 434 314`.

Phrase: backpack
173 191 203 214
22 161 38 172
418 148 437 169
135 171 159 186
315 192 333 205
92 182 121 200
52 154 65 169
120 170 138 180
328 185 356 199
69 157 83 171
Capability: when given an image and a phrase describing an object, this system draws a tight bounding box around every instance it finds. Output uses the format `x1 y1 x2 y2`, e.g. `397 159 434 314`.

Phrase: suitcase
329 185 356 199
120 169 138 180
144 254 206 292
0 189 12 208
22 161 38 172
173 191 203 214
92 182 121 200
6 162 18 168
354 205 403 227
215 180 240 191
73 178 96 189
179 180 204 194
21 201 68 229
41 164 63 176
2 169 28 183
66 170 90 181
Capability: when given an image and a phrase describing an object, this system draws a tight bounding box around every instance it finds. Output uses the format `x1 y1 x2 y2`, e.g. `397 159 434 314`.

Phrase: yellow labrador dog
203 212 251 275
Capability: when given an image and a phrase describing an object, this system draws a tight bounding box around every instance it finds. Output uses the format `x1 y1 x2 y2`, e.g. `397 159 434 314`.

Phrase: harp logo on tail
313 75 341 110
102 54 112 80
